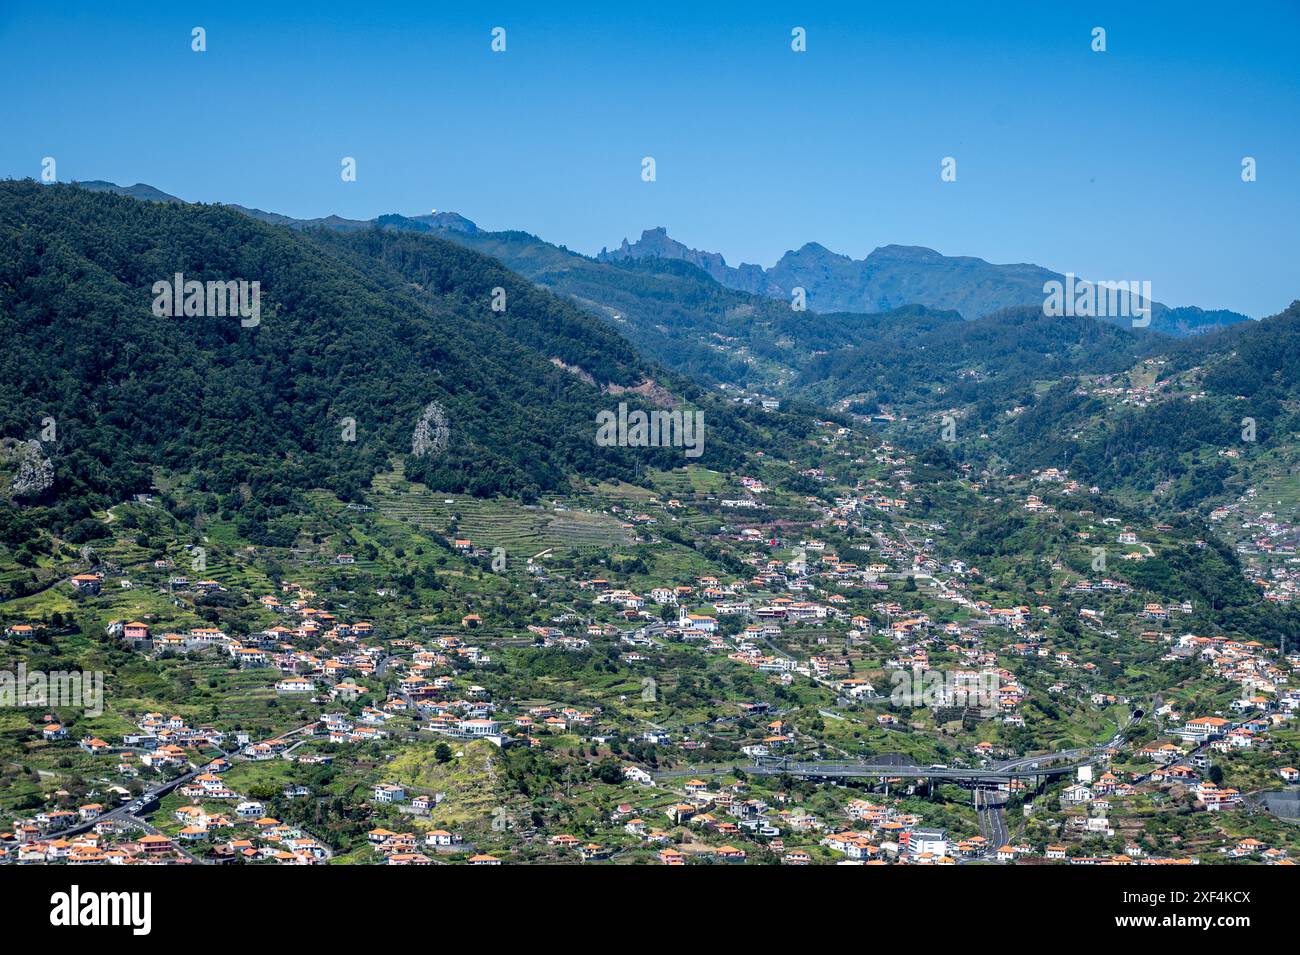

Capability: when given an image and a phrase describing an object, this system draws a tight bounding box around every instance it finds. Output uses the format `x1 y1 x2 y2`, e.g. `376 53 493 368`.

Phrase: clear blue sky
2 1 1297 316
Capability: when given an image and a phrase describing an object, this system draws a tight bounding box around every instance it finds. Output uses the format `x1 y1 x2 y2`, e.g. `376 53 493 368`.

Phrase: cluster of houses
169 773 330 864
7 427 1297 867
362 824 470 865
1213 492 1299 605
1 829 183 865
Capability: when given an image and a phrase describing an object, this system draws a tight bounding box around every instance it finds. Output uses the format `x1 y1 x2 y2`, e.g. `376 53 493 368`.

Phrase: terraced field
371 468 633 555
648 467 729 497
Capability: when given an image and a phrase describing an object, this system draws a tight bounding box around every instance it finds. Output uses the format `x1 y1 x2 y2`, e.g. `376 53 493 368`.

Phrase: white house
680 610 718 633
373 783 407 804
906 828 948 858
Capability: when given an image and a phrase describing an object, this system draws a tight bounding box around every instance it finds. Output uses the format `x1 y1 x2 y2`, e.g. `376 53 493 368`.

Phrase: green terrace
371 468 633 555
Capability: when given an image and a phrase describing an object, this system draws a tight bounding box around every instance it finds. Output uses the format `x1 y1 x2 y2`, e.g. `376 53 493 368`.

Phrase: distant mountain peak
781 241 849 263
598 227 776 295
606 226 721 263
400 211 480 234
597 226 1251 335
867 244 946 261
74 180 184 203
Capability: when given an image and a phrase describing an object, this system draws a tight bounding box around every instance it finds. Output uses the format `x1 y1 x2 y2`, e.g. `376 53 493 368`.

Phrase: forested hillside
798 306 1157 410
374 213 969 392
0 183 818 555
881 303 1300 509
25 181 1295 523
1001 303 1300 504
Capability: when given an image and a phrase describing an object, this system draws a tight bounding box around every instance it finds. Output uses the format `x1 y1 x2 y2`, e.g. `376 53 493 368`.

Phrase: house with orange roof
1180 716 1230 741
70 573 103 594
138 834 173 855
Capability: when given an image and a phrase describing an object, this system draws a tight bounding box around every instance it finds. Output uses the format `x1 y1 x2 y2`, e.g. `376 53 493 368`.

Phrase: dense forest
797 306 1157 409
783 300 1299 509
978 304 1300 502
0 183 820 551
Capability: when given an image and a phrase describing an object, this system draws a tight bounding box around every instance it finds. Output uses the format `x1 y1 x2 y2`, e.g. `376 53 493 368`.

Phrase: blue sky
2 1 1297 316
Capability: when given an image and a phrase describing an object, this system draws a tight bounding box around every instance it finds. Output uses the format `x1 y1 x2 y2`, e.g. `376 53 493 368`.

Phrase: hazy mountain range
74 181 1250 338
599 226 1251 334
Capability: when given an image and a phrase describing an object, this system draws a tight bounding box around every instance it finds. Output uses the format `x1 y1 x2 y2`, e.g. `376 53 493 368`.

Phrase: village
3 417 1298 866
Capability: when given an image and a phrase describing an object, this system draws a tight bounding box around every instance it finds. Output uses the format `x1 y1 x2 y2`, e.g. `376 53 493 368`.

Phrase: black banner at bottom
0 862 1279 941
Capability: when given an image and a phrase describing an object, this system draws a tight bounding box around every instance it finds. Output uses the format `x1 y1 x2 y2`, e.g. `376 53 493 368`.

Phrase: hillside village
4 419 1297 865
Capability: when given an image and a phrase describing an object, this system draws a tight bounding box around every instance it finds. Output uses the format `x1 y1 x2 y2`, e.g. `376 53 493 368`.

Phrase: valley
0 181 1296 871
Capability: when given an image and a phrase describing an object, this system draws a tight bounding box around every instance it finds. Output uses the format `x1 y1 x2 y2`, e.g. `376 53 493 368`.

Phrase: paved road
50 765 206 862
975 788 1010 850
982 807 1009 849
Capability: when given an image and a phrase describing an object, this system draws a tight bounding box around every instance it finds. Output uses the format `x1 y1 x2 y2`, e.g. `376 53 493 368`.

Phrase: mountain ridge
602 226 1254 334
68 181 1251 336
